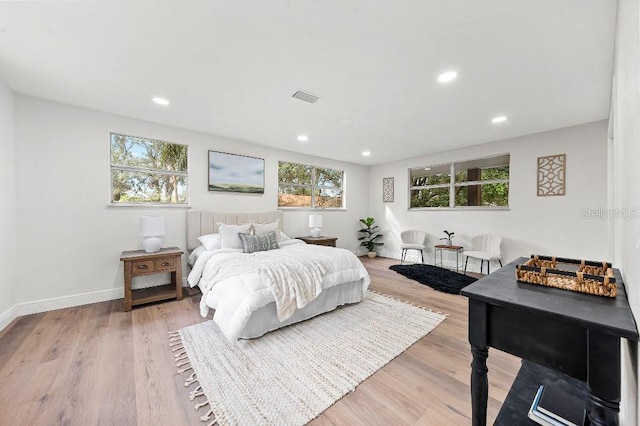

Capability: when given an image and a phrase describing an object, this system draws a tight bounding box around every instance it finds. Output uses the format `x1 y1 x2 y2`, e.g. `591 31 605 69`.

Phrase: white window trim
278 162 345 209
109 132 189 206
408 153 510 209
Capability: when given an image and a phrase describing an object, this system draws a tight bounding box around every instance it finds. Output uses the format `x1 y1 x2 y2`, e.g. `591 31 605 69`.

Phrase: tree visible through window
410 154 509 209
278 161 344 208
110 133 188 204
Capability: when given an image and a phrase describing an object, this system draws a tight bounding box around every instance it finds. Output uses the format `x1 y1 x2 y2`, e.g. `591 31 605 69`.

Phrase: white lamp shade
308 214 323 228
309 214 323 237
139 215 166 237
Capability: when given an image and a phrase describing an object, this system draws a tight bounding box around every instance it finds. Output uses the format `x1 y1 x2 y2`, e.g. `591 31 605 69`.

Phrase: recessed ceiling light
152 97 170 106
437 71 458 83
362 151 371 156
341 118 353 125
492 116 507 123
297 135 309 142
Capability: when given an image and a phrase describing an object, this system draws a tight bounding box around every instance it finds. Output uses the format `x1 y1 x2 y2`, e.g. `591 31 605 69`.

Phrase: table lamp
139 215 166 253
309 214 323 238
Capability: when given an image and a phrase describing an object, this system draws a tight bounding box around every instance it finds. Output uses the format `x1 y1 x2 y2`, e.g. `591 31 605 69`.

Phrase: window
278 161 344 208
410 154 509 209
110 133 188 205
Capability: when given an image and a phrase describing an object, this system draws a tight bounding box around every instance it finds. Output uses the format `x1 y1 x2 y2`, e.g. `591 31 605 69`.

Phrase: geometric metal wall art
537 154 566 196
383 177 394 202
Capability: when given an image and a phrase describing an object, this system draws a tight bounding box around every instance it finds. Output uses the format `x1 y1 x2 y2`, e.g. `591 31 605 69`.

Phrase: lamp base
142 236 163 253
310 228 321 238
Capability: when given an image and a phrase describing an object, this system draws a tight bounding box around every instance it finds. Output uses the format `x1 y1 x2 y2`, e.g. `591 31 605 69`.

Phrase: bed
186 210 371 341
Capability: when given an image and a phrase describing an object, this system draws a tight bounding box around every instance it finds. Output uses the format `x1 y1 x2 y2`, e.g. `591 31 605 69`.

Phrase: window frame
408 153 510 210
109 132 189 207
277 161 345 209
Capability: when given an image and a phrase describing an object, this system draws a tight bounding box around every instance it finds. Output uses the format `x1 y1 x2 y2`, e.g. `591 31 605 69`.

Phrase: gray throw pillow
239 231 280 253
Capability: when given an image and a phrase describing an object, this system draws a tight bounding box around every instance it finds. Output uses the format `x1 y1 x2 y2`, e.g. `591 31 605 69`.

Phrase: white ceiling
0 1 617 165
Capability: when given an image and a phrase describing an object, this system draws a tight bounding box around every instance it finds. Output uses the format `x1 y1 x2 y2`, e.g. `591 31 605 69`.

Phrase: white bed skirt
206 279 365 339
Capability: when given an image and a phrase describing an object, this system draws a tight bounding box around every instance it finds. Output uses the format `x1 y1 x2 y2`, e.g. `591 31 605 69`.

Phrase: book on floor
527 385 586 426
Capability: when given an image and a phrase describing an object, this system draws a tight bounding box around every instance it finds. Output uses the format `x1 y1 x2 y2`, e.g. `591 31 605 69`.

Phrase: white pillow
218 223 252 249
251 220 281 242
197 233 221 251
188 245 206 266
280 231 291 241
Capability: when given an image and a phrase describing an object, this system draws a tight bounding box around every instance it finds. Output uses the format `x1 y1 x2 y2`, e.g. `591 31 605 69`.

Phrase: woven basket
515 255 617 298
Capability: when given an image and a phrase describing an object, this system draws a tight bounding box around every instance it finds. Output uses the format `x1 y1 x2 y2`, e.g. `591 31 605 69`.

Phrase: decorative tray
515 255 616 298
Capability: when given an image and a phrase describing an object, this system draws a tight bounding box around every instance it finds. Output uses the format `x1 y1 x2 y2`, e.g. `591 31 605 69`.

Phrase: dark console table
461 258 638 426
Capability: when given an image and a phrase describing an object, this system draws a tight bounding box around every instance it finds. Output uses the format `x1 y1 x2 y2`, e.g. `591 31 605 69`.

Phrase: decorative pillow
239 231 280 253
197 233 221 251
218 223 252 249
251 220 281 242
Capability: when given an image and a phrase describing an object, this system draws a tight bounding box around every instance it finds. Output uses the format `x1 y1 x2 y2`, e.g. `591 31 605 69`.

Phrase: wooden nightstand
120 247 184 311
297 236 338 247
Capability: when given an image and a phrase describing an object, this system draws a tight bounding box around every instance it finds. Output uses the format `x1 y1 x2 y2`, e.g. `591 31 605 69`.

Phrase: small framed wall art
383 177 394 202
208 151 265 194
537 154 566 196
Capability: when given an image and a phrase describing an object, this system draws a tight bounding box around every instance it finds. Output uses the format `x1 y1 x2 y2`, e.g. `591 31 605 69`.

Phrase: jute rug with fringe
169 292 446 426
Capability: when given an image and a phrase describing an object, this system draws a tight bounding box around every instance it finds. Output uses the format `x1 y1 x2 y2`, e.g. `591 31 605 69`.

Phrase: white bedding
188 240 370 341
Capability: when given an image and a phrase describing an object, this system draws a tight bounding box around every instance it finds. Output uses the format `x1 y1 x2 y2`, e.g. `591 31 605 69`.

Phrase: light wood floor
0 257 520 425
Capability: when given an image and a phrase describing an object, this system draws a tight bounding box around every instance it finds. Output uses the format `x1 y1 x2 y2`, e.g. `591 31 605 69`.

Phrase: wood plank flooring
0 257 520 425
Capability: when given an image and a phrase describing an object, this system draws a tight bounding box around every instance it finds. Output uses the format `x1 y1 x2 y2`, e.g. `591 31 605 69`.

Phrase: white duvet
188 239 370 340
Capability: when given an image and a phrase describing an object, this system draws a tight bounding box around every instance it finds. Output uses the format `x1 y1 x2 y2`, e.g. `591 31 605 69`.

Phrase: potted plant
440 230 455 246
358 217 383 258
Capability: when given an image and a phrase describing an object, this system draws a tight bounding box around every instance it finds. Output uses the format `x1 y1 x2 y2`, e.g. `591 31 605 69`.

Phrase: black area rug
389 264 477 294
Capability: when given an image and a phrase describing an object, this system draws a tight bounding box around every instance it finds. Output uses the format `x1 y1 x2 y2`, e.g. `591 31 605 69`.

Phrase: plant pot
446 240 452 246
367 251 377 258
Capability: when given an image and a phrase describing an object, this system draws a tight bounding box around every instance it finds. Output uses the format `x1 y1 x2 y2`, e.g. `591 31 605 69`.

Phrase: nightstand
120 247 184 311
297 236 338 247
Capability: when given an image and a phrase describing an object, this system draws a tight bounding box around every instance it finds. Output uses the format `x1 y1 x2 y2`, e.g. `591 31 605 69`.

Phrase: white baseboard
378 249 433 265
0 288 121 333
353 248 368 257
16 287 125 317
0 277 190 333
0 304 19 334
377 249 400 260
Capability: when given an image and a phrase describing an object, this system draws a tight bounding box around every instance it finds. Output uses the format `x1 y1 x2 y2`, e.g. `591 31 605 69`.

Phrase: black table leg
471 345 489 426
469 299 489 425
587 331 620 426
588 394 619 426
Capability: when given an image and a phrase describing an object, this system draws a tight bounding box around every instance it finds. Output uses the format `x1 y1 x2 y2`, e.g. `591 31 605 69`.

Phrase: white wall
369 121 609 271
612 0 640 424
0 80 17 328
13 95 369 310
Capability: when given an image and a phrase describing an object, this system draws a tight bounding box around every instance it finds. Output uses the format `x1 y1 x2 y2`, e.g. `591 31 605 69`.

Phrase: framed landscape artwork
208 151 265 194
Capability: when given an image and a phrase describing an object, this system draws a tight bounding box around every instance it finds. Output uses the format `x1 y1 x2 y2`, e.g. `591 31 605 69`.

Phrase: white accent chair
400 230 426 264
463 235 503 275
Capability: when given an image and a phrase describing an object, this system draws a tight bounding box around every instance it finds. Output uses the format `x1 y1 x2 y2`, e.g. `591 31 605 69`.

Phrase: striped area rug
170 292 446 425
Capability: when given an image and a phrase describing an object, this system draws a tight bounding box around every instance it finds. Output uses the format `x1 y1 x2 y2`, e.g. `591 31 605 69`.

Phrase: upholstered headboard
186 210 284 250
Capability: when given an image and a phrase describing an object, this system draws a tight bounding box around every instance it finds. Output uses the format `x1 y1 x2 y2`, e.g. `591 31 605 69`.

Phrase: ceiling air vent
292 90 319 104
